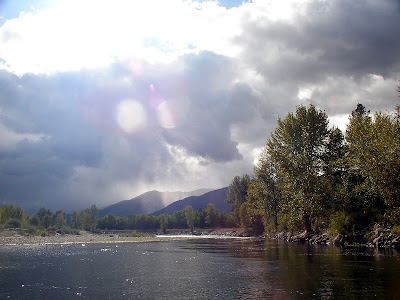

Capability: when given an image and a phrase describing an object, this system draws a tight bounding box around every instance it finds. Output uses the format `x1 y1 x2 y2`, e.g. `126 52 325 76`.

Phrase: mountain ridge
98 188 212 217
151 187 230 216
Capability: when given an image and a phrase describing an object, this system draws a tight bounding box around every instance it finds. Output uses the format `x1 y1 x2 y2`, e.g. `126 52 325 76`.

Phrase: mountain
98 189 211 217
151 187 230 216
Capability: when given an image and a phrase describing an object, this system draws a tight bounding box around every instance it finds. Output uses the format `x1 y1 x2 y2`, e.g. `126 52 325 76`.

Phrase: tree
80 205 98 231
226 174 251 206
184 205 194 232
247 148 282 230
346 104 400 208
97 213 116 230
239 202 252 230
205 203 218 228
42 214 53 229
70 210 81 229
226 174 251 224
159 214 169 234
0 204 24 225
53 210 66 229
267 104 343 233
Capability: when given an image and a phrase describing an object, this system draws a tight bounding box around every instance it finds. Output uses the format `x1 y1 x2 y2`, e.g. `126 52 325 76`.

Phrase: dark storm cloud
0 51 259 212
145 51 260 162
240 0 400 84
234 0 400 119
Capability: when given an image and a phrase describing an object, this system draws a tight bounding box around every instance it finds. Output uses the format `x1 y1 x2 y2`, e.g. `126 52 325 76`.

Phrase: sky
0 0 399 214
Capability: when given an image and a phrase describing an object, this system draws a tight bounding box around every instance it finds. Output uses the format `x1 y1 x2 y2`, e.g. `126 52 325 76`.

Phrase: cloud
0 51 261 212
0 0 399 213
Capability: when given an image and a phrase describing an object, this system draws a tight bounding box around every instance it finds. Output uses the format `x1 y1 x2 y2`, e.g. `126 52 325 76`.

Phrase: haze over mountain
152 187 230 216
98 189 211 217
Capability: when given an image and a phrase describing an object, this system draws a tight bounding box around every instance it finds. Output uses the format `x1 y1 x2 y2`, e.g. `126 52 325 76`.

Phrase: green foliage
346 104 400 207
184 205 194 232
5 218 22 228
239 202 251 229
205 203 218 228
70 210 80 229
391 224 400 235
384 208 400 227
267 104 343 232
40 230 51 237
123 231 155 238
53 210 67 229
0 204 24 225
226 174 251 224
80 205 99 231
225 101 399 235
327 211 350 236
58 225 80 235
226 174 251 206
247 148 282 230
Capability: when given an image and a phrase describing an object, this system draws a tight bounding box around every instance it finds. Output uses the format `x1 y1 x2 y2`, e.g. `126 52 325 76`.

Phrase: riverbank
264 228 400 248
0 229 199 245
2 227 399 248
160 227 400 249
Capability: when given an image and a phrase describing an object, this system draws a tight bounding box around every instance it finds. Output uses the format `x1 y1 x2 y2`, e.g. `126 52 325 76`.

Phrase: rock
373 234 383 247
333 234 343 246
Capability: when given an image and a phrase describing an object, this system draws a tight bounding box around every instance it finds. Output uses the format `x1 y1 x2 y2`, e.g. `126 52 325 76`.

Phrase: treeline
0 204 72 234
0 204 98 234
226 102 400 236
0 202 238 234
96 203 236 232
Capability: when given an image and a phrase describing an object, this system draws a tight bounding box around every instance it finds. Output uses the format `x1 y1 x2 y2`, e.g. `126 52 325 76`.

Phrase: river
0 238 399 299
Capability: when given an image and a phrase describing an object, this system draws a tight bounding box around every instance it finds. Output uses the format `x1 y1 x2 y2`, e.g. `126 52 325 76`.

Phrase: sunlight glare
115 100 147 133
157 101 175 129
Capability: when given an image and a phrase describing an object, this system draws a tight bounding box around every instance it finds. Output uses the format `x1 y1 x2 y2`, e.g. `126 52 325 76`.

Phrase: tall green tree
267 104 343 232
70 210 81 229
80 205 98 231
184 205 194 232
226 174 251 206
0 204 24 224
346 104 400 208
53 210 66 229
226 174 251 225
247 148 282 230
205 203 218 228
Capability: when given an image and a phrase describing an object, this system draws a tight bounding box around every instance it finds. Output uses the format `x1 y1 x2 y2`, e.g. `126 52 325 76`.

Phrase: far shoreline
0 230 202 246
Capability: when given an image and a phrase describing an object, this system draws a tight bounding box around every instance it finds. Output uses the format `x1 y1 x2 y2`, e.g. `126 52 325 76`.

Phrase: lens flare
130 60 143 76
115 100 146 133
149 84 155 92
157 101 175 129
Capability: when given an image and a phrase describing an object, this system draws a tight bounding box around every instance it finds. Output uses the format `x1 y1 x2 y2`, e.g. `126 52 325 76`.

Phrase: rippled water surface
1 238 400 299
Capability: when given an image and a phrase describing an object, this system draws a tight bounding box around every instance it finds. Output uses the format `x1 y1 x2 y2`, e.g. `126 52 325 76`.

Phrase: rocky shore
265 229 400 249
0 229 198 246
161 228 251 237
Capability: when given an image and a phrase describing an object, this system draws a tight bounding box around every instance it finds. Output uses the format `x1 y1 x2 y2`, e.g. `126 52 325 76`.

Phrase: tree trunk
303 214 312 234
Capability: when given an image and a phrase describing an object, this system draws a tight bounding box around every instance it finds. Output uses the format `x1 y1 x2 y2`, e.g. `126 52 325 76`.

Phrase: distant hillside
99 189 211 217
152 187 230 216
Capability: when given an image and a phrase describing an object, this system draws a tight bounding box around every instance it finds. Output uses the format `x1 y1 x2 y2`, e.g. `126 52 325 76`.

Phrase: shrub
58 226 80 235
327 211 350 236
40 230 51 237
385 208 400 226
391 224 400 235
23 225 39 236
5 218 22 228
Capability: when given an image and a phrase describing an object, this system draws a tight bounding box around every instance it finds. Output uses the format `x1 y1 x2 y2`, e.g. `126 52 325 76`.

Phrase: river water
0 238 399 299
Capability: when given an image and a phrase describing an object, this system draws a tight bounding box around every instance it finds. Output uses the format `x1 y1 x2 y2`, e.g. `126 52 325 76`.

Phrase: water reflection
187 238 400 299
0 239 399 299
